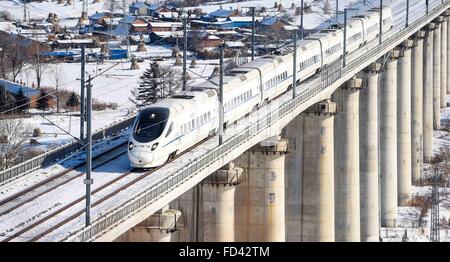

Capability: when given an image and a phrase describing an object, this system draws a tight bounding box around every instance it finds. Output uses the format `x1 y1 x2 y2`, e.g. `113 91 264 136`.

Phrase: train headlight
128 142 134 151
151 142 159 151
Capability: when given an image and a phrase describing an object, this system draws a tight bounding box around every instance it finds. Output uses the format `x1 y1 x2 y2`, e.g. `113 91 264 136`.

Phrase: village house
148 22 182 32
131 18 149 34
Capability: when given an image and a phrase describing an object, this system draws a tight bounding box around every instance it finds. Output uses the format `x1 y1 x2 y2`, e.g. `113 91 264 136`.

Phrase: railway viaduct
109 3 450 242
3 0 450 243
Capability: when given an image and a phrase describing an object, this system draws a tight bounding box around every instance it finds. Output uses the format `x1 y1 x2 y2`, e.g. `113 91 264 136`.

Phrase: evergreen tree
130 61 179 109
65 91 80 108
36 89 50 112
0 84 16 114
14 87 29 114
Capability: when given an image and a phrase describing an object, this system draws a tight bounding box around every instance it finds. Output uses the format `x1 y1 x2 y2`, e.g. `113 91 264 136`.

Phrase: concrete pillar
126 208 181 242
301 100 336 242
433 21 441 129
447 15 450 94
411 34 424 183
202 163 243 242
380 51 399 228
282 116 304 242
360 63 381 242
397 40 413 206
244 137 288 242
423 25 435 163
441 17 448 108
334 77 362 242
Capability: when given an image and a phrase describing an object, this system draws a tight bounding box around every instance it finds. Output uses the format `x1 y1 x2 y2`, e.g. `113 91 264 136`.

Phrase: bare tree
0 119 31 170
32 44 49 89
0 36 27 82
52 64 63 113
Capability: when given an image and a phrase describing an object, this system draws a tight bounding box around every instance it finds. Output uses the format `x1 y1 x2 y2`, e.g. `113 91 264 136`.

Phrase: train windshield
133 107 169 143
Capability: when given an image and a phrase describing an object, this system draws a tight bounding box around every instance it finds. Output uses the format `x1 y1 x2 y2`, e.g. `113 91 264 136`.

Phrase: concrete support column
283 116 304 242
125 208 181 242
244 137 288 242
433 21 442 129
202 163 243 242
441 17 448 107
380 51 399 228
447 15 450 94
423 25 435 163
397 41 413 206
360 63 381 242
334 77 362 242
301 100 336 242
411 33 425 183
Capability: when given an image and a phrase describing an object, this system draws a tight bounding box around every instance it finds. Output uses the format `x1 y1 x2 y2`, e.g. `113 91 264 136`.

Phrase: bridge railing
0 116 136 184
61 1 450 242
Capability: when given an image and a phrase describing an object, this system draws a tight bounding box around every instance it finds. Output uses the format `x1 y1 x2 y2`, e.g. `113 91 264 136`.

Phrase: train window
208 112 211 120
191 119 195 128
165 122 173 137
184 123 187 133
133 107 169 143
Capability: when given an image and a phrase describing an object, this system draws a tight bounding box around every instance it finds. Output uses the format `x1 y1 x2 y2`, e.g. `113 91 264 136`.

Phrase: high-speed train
128 6 394 168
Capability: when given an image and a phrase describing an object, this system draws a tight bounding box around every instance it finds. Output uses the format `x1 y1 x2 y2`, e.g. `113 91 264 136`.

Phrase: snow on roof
0 79 39 98
148 22 182 27
226 41 244 47
226 16 264 22
283 25 299 31
208 8 237 18
56 39 94 44
152 31 183 38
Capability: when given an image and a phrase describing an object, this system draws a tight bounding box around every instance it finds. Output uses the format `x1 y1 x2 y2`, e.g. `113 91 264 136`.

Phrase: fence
0 116 136 184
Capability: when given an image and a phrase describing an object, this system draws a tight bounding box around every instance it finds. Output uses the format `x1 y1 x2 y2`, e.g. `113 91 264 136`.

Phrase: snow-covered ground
0 0 111 21
381 97 450 242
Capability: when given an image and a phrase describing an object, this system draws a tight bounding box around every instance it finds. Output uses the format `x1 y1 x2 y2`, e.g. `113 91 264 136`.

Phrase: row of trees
0 85 80 115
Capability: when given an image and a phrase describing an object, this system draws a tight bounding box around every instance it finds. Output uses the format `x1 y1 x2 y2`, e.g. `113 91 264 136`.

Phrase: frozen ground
381 97 450 242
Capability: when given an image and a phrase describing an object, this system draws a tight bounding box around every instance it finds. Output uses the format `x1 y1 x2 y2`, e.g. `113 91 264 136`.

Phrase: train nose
129 150 154 167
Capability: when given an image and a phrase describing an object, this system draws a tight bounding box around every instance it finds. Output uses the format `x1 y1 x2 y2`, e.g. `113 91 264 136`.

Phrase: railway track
0 142 127 218
0 137 211 242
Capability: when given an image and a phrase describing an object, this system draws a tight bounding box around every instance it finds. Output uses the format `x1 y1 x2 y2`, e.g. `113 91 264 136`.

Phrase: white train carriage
344 18 364 54
294 39 322 82
128 90 219 168
307 29 343 66
128 5 396 168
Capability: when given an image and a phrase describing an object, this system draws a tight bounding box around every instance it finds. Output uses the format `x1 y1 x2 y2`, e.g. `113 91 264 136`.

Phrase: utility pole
300 0 304 39
80 45 86 142
84 75 94 227
406 0 410 28
430 170 440 242
183 17 187 91
343 8 348 67
379 0 383 45
23 1 27 22
335 0 339 24
219 44 224 145
251 7 255 60
123 0 131 58
292 29 297 99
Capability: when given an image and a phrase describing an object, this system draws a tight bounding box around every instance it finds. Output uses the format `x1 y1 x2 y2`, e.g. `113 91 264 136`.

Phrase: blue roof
89 12 106 20
208 8 235 18
120 15 136 24
261 16 278 26
0 79 39 98
130 2 147 9
148 4 161 11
